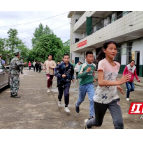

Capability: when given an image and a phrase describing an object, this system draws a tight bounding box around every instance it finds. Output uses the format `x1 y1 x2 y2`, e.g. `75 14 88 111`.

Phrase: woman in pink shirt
28 61 31 70
123 60 140 101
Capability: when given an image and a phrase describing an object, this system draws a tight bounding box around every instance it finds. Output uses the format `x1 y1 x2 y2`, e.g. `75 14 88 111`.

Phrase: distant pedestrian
0 54 5 66
123 60 140 101
35 61 39 72
71 60 75 68
57 61 60 67
43 54 56 93
75 61 81 81
38 61 42 73
28 61 31 70
33 60 36 72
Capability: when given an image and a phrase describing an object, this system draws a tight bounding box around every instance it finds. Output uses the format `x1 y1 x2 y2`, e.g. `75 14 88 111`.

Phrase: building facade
68 11 143 76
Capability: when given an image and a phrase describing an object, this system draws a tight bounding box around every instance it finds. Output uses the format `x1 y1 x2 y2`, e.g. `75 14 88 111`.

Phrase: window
75 19 78 23
75 38 80 43
123 11 130 16
111 13 117 23
117 11 123 19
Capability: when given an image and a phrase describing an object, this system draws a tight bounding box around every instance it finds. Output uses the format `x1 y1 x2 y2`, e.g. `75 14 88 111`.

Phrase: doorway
75 57 79 64
135 51 140 76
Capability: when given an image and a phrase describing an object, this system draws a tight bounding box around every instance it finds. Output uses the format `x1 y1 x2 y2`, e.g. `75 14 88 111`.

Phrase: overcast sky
0 11 70 49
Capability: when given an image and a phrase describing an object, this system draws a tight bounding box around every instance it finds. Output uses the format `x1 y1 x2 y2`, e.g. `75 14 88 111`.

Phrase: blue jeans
126 82 134 98
76 83 95 117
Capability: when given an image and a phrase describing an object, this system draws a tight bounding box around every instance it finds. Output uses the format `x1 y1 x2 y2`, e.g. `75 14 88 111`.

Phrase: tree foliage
0 23 70 65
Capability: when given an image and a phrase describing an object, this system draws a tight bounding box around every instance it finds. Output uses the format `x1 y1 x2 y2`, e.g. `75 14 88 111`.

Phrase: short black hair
130 60 135 63
86 51 93 57
63 54 69 58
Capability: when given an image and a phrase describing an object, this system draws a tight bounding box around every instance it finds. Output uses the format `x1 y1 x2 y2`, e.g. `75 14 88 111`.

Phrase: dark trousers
33 66 35 72
20 66 23 74
36 68 38 72
29 66 31 70
126 82 134 98
76 72 78 80
39 67 41 73
86 99 124 129
58 86 70 107
46 74 54 88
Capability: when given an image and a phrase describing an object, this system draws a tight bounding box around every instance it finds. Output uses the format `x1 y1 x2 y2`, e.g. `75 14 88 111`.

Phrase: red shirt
123 64 140 82
28 62 31 67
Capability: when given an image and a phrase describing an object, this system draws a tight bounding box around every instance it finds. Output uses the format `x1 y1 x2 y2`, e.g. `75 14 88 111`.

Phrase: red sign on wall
77 40 87 48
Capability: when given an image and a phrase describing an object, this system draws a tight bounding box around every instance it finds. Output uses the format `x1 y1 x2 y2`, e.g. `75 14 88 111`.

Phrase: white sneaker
64 107 70 113
84 119 89 129
126 98 129 101
47 88 50 93
58 101 61 107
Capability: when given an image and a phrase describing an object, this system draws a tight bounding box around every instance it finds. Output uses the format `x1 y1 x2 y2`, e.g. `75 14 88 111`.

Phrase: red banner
77 40 87 48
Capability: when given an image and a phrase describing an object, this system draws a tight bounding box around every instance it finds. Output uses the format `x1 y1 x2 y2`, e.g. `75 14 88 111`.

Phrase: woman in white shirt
75 61 81 81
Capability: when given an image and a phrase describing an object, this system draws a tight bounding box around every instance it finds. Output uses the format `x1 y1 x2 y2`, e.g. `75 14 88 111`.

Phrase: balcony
71 11 143 52
73 11 113 33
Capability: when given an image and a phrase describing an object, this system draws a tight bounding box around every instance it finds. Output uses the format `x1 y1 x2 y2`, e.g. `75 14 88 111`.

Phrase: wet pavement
0 69 143 129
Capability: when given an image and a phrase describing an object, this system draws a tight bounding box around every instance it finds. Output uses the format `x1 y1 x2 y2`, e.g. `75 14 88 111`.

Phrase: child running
75 51 96 119
84 41 131 129
55 54 74 113
123 60 140 101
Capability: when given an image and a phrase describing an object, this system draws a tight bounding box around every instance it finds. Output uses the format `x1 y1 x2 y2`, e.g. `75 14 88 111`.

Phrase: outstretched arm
98 70 130 86
134 68 140 82
15 61 24 67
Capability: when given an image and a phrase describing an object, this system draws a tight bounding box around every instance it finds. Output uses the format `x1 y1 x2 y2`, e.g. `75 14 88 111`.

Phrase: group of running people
42 40 140 129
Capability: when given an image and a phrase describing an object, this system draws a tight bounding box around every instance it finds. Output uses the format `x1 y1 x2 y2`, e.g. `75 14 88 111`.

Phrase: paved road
0 69 143 129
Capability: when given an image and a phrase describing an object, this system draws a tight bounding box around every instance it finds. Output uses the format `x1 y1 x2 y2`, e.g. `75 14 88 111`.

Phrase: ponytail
96 50 105 61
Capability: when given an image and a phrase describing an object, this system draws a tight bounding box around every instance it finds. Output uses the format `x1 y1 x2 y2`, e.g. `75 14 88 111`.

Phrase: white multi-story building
68 11 143 76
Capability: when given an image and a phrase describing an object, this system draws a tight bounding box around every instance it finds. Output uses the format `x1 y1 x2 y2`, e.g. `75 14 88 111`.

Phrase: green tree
32 23 52 47
62 39 70 55
31 34 63 62
55 49 63 62
7 29 20 55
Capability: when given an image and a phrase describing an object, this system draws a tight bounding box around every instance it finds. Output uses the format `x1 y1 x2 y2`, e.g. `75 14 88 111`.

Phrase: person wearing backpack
75 51 96 119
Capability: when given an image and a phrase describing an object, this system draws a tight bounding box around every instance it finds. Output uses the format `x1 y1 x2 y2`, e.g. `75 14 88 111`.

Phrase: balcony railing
72 11 132 45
